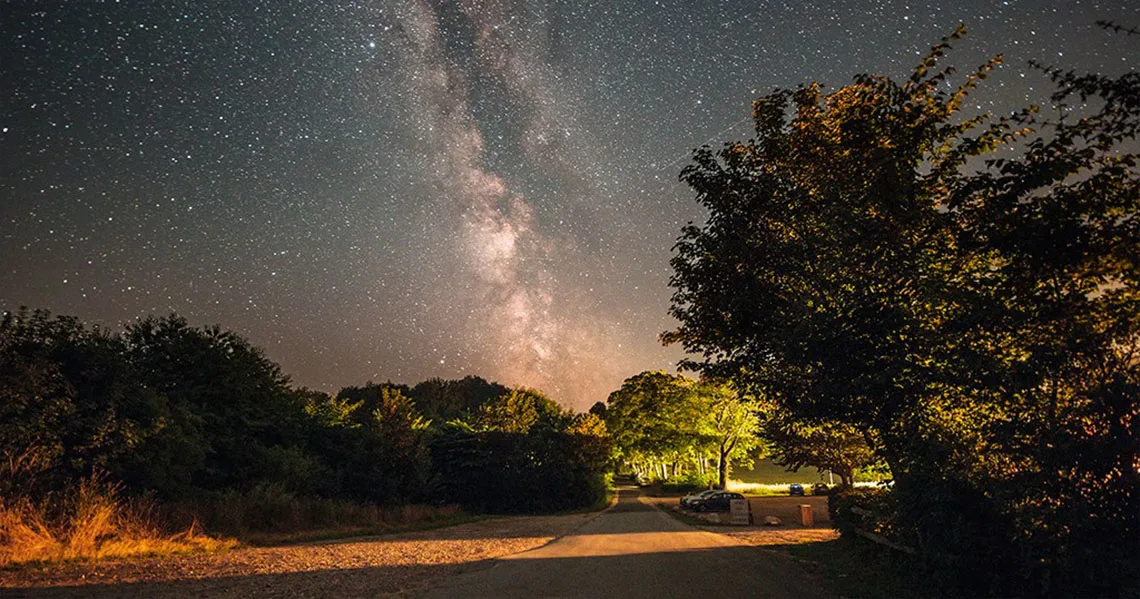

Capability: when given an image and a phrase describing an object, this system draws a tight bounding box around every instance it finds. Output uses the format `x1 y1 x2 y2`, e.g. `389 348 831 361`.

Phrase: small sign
729 498 751 525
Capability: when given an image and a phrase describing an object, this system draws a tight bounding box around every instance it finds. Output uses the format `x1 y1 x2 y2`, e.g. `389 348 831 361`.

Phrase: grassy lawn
733 459 831 485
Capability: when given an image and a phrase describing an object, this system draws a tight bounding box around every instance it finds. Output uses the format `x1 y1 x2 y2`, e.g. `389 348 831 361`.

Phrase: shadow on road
3 562 466 599
607 485 657 513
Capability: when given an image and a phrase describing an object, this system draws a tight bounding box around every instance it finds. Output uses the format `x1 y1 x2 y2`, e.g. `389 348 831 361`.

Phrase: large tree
473 388 569 433
761 408 877 489
664 26 1138 596
694 379 761 489
603 371 702 480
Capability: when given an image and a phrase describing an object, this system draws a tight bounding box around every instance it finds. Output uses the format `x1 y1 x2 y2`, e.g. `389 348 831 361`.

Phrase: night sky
3 1 1137 410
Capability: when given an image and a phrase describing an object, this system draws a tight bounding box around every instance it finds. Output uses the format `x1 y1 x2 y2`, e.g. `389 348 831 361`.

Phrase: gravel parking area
1 512 598 598
641 494 839 546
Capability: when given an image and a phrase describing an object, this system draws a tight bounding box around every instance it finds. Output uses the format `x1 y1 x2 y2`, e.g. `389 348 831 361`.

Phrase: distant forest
0 308 610 516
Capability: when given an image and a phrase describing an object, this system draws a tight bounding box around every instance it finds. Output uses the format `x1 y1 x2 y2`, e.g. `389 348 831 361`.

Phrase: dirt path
1 512 597 598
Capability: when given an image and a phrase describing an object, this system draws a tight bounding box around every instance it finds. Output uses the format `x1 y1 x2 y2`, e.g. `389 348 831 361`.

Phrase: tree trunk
718 447 729 489
838 466 853 490
718 439 738 489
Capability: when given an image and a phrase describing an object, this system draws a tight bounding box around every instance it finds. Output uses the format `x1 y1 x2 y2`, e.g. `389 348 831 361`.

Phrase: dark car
680 489 718 508
690 491 745 512
789 483 805 496
812 483 830 496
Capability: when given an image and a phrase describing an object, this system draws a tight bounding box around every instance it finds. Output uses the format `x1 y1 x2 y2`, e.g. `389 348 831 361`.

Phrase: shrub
828 486 894 538
431 425 610 513
173 485 462 538
659 470 717 493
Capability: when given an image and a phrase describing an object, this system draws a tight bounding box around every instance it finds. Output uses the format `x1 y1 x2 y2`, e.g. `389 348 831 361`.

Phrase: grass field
731 459 832 485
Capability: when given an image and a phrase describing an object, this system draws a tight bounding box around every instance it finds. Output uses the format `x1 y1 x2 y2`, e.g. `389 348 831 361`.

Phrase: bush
828 486 894 538
659 471 717 493
430 425 610 513
173 485 462 538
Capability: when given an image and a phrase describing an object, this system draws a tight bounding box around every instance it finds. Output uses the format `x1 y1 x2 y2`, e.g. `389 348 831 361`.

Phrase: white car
680 489 719 508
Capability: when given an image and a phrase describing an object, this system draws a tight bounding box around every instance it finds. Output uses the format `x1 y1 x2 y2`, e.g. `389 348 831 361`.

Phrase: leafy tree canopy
664 25 1138 596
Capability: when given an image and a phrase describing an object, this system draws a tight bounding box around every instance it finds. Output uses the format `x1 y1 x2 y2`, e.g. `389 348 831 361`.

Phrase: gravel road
1 512 597 598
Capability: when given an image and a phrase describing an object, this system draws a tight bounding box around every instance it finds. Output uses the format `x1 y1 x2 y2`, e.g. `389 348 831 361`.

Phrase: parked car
812 483 830 496
789 483 805 496
680 489 718 508
690 491 745 512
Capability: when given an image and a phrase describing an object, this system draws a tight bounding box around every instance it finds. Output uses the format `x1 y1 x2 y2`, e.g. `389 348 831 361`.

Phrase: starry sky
3 1 1137 410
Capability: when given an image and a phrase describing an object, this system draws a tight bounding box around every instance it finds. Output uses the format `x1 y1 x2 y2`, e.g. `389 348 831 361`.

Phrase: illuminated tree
473 388 568 433
694 379 762 489
603 371 702 480
665 25 1138 596
762 409 877 489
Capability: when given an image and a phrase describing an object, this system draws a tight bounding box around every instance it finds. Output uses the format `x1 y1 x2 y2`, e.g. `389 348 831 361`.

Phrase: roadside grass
0 478 237 568
3 479 616 563
257 489 616 546
774 536 933 599
654 501 717 527
648 494 928 598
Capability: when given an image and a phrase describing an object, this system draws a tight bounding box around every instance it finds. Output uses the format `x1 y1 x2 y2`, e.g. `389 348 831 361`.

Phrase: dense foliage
603 371 761 488
665 27 1138 597
761 411 878 489
1 308 610 518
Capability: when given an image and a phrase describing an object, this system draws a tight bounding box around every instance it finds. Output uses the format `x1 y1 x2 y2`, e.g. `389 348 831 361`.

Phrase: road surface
423 487 835 599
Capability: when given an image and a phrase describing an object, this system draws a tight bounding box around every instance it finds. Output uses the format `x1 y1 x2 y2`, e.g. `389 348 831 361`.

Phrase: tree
694 379 762 489
409 375 509 422
664 26 1138 596
762 408 877 489
603 371 703 480
124 315 310 494
473 388 569 433
0 309 204 499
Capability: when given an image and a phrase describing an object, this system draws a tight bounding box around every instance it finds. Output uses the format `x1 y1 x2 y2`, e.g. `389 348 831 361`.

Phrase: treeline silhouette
1 308 611 523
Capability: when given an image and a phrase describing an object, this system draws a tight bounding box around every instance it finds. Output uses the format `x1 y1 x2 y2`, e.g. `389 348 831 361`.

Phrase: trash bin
799 504 814 527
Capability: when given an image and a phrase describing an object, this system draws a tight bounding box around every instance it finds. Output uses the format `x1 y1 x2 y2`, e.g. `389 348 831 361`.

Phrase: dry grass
0 478 236 567
1 477 469 567
726 479 883 495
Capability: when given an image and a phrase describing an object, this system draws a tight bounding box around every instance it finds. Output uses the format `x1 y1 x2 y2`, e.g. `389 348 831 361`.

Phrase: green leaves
603 371 763 487
666 27 1139 596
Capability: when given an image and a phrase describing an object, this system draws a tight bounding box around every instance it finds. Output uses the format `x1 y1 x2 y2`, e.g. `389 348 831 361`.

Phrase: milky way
2 1 1137 409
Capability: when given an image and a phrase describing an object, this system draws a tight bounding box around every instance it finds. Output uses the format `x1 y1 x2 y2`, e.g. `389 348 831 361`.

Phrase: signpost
729 498 751 525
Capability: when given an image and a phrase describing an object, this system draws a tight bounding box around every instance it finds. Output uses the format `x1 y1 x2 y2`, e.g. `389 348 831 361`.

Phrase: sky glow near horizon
2 1 1137 409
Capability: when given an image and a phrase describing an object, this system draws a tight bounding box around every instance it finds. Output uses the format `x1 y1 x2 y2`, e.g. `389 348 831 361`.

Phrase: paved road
423 488 835 599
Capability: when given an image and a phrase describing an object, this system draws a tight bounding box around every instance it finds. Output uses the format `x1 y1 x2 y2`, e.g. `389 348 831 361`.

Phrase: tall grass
727 479 885 495
0 477 235 567
176 484 465 543
1 478 467 565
